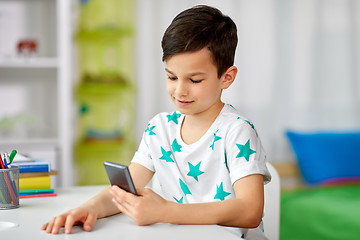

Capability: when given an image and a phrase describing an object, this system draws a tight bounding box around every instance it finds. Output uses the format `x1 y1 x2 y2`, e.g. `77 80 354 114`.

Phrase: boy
42 5 271 239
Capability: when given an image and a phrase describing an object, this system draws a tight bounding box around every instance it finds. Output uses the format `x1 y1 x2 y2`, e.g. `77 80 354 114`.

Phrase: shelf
0 0 72 187
0 138 58 146
75 82 135 95
0 58 58 68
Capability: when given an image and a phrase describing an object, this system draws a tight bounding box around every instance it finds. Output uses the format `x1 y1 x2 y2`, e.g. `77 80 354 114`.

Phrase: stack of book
12 155 58 199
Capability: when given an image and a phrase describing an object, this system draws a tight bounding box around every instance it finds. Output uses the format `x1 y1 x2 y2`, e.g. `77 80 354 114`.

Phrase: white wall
135 0 360 163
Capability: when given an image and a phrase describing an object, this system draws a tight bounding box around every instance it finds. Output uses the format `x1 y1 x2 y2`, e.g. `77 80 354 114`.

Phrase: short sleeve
131 128 155 172
225 122 271 185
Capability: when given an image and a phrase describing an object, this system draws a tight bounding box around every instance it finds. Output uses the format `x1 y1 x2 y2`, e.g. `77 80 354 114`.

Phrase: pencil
0 187 6 203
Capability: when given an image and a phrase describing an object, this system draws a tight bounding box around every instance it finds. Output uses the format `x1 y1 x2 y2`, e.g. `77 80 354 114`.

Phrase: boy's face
165 48 225 117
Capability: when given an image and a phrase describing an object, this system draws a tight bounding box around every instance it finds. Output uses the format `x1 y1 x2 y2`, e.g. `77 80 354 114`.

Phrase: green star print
160 147 174 162
214 182 231 201
187 161 204 181
244 120 254 130
244 120 258 136
210 130 222 150
173 196 184 203
179 178 192 195
224 151 229 171
166 112 181 124
145 123 156 135
236 139 256 161
171 139 182 152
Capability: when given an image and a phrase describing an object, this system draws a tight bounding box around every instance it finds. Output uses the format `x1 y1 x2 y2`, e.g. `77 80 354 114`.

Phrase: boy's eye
190 79 202 84
167 76 177 81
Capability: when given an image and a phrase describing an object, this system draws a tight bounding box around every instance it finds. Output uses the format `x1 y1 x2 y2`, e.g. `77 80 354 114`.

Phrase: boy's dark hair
161 5 238 78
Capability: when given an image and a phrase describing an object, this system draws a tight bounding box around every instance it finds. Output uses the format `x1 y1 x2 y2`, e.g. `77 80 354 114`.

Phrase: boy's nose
175 80 188 96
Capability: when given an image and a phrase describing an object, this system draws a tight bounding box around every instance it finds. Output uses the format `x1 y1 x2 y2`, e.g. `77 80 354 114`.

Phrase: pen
9 150 17 164
2 153 9 169
0 154 5 169
0 156 9 203
0 155 9 197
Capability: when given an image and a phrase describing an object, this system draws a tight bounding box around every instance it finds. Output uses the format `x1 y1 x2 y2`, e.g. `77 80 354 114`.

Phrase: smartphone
104 161 138 195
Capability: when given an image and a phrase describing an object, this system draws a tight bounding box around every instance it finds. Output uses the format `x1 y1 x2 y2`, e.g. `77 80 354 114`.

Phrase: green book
19 189 54 195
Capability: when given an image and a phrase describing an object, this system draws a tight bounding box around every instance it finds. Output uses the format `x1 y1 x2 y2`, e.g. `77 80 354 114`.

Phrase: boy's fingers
113 185 139 203
45 219 55 233
52 215 66 234
112 198 133 219
41 222 48 230
83 213 97 232
114 194 137 212
112 186 129 203
112 197 127 212
42 208 96 235
64 213 81 234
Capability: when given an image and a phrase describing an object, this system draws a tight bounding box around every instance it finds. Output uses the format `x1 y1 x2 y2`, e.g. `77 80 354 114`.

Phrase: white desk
0 186 240 240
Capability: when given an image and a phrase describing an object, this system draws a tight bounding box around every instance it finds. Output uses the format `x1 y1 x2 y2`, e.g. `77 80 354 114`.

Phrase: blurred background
0 0 359 239
0 0 359 186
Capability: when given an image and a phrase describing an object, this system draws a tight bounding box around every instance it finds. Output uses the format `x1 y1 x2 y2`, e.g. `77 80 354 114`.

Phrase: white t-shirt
132 104 271 239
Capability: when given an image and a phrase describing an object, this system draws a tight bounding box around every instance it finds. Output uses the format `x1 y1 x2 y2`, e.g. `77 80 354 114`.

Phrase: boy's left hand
109 185 167 226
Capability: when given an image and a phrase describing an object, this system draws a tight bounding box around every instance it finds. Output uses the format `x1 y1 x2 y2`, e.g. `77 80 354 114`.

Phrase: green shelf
73 0 136 186
75 82 135 95
74 27 134 41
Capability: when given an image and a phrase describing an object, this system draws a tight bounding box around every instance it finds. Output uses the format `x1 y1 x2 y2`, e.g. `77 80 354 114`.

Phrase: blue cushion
286 130 360 185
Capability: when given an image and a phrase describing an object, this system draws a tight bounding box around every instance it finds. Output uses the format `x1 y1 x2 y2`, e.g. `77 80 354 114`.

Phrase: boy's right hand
41 206 98 234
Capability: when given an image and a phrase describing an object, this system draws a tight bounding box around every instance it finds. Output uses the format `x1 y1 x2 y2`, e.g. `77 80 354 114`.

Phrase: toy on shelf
17 40 38 57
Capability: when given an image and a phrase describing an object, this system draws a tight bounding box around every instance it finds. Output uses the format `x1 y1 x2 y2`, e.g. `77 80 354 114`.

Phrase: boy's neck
180 101 224 144
184 101 224 124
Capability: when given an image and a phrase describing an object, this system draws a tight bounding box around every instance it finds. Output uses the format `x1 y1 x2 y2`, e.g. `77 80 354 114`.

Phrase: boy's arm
85 163 154 219
42 162 153 234
111 174 264 228
165 174 264 228
129 162 155 191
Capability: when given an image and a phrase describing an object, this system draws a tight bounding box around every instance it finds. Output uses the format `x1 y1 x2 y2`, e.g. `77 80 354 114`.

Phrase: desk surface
0 186 240 240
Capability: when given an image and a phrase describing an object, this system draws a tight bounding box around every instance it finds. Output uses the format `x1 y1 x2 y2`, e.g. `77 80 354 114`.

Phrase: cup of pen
0 165 20 209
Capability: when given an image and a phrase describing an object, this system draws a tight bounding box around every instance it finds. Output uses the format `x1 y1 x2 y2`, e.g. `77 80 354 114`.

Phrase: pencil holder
0 165 20 209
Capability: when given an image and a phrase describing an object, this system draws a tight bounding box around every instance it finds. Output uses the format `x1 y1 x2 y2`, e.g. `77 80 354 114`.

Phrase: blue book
12 159 51 173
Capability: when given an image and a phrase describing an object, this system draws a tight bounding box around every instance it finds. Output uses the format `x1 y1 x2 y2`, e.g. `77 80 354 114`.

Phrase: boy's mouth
176 99 194 106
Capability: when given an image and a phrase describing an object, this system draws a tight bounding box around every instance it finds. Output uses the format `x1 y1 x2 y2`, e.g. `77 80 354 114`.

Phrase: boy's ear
221 66 237 89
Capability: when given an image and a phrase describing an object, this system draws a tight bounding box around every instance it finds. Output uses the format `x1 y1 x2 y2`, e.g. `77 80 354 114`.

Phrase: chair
263 162 281 240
